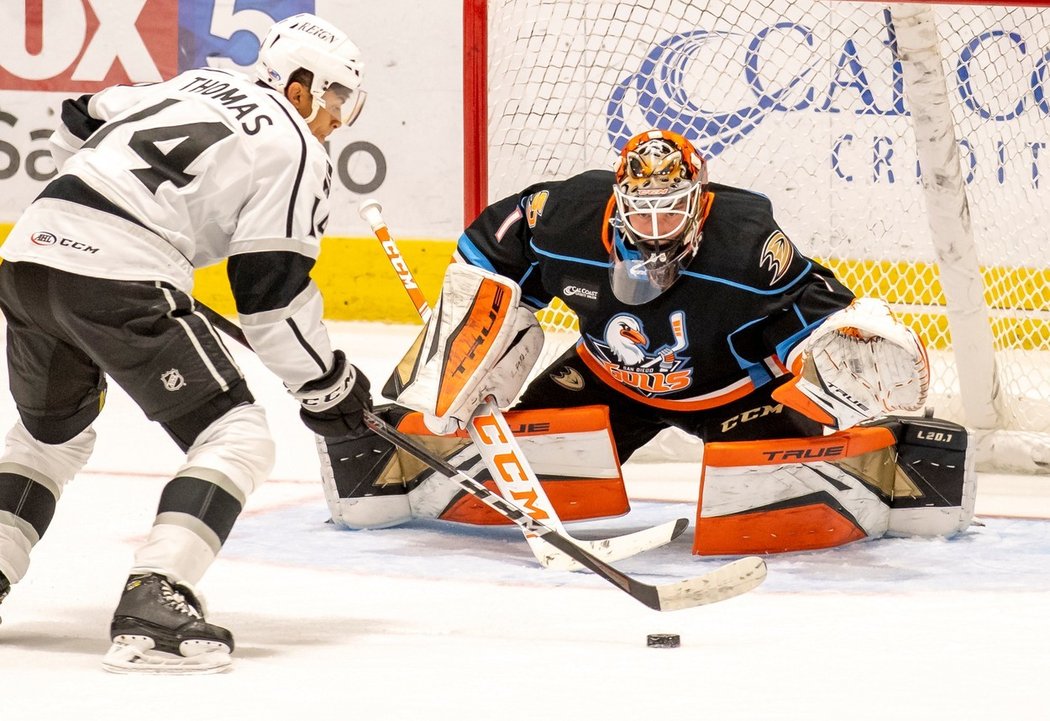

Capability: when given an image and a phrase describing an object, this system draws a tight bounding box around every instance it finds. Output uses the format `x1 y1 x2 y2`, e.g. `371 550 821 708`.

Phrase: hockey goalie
319 262 638 534
321 128 975 557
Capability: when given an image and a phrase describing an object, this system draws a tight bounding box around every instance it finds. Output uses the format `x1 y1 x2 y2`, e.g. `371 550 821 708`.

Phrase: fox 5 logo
180 0 316 72
0 1 314 92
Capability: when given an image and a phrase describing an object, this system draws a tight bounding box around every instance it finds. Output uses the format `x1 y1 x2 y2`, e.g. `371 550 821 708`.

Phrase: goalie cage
463 0 1050 474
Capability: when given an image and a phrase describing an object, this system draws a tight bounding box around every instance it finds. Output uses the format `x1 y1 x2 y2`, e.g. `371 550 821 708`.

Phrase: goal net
464 0 1050 472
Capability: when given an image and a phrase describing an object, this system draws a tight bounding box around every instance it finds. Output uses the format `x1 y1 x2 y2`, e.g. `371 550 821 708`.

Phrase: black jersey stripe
265 95 309 238
37 175 151 231
226 251 313 314
81 98 179 150
286 317 328 373
60 94 104 141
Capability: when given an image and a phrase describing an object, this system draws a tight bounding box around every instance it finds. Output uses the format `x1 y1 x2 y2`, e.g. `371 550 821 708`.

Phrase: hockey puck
646 633 681 648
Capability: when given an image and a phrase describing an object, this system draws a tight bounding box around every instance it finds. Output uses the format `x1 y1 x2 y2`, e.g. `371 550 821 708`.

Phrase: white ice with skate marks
1 321 1048 720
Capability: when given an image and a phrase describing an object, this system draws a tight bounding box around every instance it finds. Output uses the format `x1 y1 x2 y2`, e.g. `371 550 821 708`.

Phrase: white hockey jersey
0 68 339 388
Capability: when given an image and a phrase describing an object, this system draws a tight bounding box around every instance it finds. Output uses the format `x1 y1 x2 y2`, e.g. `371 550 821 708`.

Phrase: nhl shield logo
160 369 186 392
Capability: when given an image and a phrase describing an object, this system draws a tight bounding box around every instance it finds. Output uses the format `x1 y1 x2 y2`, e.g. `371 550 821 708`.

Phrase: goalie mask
609 130 710 304
256 13 367 127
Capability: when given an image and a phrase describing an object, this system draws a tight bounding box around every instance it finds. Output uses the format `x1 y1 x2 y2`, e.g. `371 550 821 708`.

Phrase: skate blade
102 637 232 675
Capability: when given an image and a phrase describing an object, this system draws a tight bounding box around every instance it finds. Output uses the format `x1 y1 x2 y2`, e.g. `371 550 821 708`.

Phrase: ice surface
1 321 1047 720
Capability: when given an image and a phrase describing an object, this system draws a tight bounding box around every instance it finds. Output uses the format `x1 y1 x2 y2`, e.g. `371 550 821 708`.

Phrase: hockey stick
194 303 766 611
358 198 687 570
362 408 767 611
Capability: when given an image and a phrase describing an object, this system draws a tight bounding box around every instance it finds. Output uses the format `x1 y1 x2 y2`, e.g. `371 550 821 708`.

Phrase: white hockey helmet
609 129 710 304
256 13 366 126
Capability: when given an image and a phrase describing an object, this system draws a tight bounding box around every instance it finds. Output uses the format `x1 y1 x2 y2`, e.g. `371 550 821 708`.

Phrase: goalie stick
193 302 683 568
358 198 687 571
193 304 767 611
362 408 767 611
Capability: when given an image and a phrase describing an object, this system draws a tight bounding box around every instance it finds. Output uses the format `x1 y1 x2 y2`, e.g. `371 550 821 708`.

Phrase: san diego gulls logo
760 230 794 285
585 311 693 396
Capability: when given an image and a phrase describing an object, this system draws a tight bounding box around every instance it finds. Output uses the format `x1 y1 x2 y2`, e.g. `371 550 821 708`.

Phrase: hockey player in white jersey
0 13 370 673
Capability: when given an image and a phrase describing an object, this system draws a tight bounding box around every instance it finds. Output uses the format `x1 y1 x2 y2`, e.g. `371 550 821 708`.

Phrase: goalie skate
102 573 234 675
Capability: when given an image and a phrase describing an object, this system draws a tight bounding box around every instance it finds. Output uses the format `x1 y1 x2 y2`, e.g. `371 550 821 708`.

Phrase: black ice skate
102 573 234 674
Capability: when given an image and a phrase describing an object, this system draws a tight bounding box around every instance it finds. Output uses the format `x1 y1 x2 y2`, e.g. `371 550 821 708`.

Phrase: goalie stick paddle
192 304 766 610
361 408 767 611
358 197 689 571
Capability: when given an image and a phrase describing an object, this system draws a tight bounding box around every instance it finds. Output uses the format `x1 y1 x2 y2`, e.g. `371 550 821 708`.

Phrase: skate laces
158 579 201 619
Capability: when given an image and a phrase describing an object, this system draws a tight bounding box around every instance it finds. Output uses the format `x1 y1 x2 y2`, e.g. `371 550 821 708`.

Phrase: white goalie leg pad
392 264 544 434
331 494 412 530
695 416 973 555
780 298 930 429
403 406 628 524
316 432 413 530
696 427 897 555
885 417 976 537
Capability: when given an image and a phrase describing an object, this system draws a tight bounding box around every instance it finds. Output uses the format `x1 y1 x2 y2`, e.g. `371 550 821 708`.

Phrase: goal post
463 0 1050 472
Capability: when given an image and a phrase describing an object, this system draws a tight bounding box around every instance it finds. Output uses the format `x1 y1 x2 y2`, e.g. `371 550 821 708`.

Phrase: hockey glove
292 350 373 438
773 298 929 430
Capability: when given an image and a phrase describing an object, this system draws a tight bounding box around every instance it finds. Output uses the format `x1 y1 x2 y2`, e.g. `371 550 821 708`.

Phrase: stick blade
538 518 689 571
652 556 767 612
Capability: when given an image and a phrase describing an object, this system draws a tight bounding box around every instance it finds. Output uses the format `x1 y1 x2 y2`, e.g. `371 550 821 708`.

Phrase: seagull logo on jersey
160 369 186 392
585 311 693 395
760 231 794 286
525 190 549 228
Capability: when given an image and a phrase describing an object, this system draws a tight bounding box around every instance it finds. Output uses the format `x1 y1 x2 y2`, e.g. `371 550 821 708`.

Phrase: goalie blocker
695 415 975 555
387 262 544 435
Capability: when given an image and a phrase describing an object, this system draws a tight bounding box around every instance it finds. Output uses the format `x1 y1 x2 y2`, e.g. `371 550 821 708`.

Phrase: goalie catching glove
290 350 373 438
773 297 929 430
388 263 544 434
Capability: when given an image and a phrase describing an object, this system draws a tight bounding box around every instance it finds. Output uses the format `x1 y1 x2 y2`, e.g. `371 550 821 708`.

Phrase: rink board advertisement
1 1 1049 320
0 0 462 241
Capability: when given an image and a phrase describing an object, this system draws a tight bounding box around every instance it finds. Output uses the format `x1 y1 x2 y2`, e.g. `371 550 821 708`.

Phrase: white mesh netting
479 0 1050 470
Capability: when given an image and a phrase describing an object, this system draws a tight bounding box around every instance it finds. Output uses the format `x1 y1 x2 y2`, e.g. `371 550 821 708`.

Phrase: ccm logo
761 445 845 462
30 231 99 254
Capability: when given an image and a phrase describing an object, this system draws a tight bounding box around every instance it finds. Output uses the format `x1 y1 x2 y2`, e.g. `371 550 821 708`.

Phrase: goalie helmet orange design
610 130 711 304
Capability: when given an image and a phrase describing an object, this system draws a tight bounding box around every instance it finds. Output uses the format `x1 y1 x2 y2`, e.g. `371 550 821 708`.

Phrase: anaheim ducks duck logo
525 190 549 228
585 311 693 396
760 231 794 285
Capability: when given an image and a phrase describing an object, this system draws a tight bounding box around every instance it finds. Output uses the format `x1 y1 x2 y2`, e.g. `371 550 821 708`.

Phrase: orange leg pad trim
693 503 868 555
439 478 630 526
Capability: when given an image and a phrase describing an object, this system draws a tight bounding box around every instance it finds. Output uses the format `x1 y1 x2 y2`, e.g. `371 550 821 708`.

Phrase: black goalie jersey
457 169 855 411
